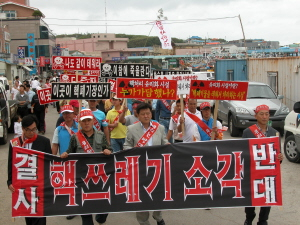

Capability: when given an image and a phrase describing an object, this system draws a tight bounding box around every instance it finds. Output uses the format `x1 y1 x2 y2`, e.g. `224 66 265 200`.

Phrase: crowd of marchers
7 76 283 225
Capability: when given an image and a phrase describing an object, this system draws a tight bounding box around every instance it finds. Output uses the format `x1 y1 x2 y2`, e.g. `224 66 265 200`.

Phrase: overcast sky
30 0 299 46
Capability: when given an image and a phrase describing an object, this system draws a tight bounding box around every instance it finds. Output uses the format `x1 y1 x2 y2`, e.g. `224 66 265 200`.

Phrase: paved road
0 106 299 225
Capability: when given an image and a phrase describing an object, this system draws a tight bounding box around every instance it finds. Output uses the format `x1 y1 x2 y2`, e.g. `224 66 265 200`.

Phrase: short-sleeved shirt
106 108 131 139
92 109 108 127
169 116 182 141
52 121 78 154
178 109 202 143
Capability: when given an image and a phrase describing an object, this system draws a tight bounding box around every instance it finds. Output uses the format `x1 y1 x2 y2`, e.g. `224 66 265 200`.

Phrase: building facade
0 1 55 79
56 33 149 62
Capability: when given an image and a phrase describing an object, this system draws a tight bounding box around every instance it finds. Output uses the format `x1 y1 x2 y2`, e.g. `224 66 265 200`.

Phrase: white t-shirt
171 101 176 114
11 88 19 100
178 109 202 143
31 80 41 89
14 122 22 138
169 116 182 141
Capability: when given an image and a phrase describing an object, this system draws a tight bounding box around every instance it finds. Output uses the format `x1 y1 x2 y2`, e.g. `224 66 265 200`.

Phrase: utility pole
238 14 247 58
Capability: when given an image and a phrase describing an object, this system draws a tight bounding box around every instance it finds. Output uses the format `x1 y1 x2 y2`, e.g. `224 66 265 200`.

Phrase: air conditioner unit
294 65 299 73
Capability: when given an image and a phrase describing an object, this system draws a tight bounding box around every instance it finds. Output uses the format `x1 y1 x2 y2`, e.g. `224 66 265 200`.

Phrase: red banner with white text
116 78 177 100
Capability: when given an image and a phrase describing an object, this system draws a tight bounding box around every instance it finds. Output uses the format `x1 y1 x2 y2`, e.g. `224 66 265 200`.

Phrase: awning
22 65 32 71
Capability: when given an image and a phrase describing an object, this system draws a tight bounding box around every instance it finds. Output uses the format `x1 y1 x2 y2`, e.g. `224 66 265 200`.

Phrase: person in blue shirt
155 100 172 141
52 104 79 220
87 100 110 146
195 102 223 141
52 105 78 155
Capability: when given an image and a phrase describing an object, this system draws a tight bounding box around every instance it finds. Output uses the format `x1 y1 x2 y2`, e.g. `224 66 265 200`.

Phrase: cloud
30 0 298 45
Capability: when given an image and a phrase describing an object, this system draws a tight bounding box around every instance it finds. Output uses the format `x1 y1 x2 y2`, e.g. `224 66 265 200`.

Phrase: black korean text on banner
100 63 151 78
11 137 282 217
51 83 110 100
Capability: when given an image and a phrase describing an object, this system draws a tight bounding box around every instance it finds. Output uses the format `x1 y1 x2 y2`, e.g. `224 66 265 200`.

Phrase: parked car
217 82 289 137
0 76 10 99
283 101 300 162
192 71 215 80
0 83 18 145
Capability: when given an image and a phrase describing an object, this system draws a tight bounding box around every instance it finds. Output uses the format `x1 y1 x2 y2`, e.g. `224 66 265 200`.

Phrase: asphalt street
0 106 299 225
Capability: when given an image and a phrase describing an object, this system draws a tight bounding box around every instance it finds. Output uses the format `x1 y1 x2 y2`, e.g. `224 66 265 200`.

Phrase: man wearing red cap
242 104 283 225
193 102 223 141
61 109 112 225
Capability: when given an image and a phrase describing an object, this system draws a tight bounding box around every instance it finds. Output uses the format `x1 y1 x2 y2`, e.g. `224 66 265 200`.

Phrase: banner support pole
211 100 219 140
180 94 185 137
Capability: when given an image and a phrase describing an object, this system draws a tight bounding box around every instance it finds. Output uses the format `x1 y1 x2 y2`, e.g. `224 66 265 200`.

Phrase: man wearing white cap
243 104 283 225
52 105 78 155
61 109 112 225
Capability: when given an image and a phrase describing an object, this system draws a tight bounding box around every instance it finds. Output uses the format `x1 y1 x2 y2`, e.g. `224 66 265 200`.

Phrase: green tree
32 10 43 18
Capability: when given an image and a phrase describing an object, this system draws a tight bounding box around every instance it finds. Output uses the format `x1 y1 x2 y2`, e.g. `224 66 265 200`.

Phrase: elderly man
243 104 283 225
7 115 51 225
177 99 203 143
124 103 168 225
61 109 111 225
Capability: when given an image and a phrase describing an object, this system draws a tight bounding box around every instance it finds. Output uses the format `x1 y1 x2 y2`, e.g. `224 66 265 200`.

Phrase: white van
192 71 215 80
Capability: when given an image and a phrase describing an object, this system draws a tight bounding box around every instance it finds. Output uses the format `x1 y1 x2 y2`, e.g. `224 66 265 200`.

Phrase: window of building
227 70 234 81
267 72 278 94
3 10 16 18
5 42 10 53
40 26 49 39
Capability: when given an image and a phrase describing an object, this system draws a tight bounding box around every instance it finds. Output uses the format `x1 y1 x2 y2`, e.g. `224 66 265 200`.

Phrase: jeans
111 138 125 152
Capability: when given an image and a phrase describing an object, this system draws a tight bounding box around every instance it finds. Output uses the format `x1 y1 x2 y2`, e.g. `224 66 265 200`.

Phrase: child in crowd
13 115 22 138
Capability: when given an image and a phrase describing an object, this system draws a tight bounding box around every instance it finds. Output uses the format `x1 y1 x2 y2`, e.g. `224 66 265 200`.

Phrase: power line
47 16 238 27
45 15 238 22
